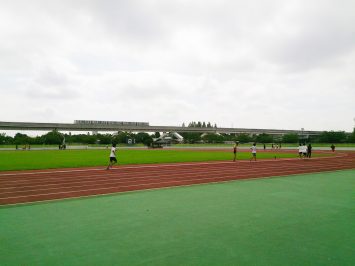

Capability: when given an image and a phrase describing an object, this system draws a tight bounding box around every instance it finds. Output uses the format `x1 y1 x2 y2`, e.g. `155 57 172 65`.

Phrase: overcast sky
1 0 354 133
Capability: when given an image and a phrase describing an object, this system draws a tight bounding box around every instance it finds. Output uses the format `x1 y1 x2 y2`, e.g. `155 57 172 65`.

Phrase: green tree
282 133 299 143
186 121 214 128
347 129 355 143
96 133 113 145
179 132 202 143
136 132 153 146
85 135 97 144
319 131 347 143
42 130 63 145
0 133 13 145
14 133 33 145
236 133 251 143
202 133 224 143
32 135 45 144
221 133 236 141
112 132 129 144
256 133 273 143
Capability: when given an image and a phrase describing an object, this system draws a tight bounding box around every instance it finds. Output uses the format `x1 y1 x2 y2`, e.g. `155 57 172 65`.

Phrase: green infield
0 170 354 265
173 143 355 148
0 149 328 171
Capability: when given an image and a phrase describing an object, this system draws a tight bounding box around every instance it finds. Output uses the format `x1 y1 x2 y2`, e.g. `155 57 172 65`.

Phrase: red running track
0 152 354 205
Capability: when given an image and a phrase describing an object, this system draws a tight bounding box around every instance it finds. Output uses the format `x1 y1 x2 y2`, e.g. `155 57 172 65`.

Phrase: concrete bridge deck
0 121 323 136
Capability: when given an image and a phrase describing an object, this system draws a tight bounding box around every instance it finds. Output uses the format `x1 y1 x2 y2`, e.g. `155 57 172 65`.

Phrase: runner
298 143 302 158
331 144 335 152
106 143 117 170
302 143 307 158
233 142 239 162
250 142 257 161
307 143 312 158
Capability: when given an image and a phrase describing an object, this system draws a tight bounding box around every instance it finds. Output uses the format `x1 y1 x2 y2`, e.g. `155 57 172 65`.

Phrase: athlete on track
331 144 335 152
307 143 312 158
302 143 308 158
106 143 117 170
298 143 303 158
233 142 239 162
250 143 257 161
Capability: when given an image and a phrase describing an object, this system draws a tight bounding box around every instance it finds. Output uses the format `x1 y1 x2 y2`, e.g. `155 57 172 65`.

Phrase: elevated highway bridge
0 121 323 136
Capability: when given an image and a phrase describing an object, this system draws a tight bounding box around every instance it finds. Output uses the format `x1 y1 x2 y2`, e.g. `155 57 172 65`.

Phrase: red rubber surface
0 151 354 205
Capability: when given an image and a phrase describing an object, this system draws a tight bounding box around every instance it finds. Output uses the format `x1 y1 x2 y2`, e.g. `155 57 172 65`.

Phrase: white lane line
0 164 349 199
0 154 345 177
1 159 351 186
0 161 236 176
1 168 352 207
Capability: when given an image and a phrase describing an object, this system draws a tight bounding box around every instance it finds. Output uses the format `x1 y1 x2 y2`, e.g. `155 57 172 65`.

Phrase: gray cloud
0 0 354 132
26 67 81 100
259 1 355 72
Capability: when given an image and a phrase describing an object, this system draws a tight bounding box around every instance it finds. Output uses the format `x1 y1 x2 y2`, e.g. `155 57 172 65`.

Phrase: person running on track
331 144 335 152
250 143 257 161
233 142 239 162
302 143 307 158
307 143 312 158
106 143 117 170
298 143 303 159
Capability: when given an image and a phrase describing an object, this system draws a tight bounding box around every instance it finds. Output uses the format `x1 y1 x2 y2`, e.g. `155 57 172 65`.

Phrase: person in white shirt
298 143 303 158
298 143 307 158
106 143 117 170
250 143 257 161
302 143 308 158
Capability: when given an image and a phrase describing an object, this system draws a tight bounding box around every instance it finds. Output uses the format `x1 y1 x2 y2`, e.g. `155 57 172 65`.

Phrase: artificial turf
0 170 354 265
0 149 327 171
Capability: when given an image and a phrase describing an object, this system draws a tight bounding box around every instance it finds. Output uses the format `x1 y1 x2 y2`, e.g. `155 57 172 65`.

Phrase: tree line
1 129 354 145
0 131 153 146
182 121 217 128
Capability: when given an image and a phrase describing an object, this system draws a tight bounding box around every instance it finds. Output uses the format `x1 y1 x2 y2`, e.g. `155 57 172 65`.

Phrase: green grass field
1 170 354 265
174 143 355 148
2 142 355 149
0 149 329 171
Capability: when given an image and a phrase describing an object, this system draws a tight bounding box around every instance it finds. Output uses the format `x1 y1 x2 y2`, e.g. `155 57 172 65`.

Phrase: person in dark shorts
233 142 239 162
331 144 335 152
298 143 303 158
106 143 117 170
250 143 257 161
307 143 312 158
